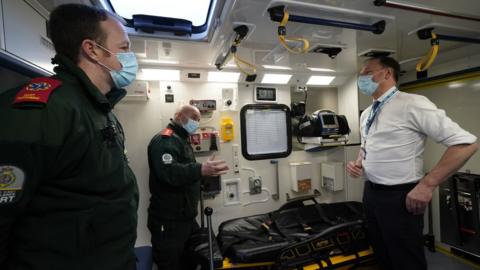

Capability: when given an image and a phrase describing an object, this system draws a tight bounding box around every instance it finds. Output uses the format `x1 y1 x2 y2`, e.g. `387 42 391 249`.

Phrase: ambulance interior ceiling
38 0 480 83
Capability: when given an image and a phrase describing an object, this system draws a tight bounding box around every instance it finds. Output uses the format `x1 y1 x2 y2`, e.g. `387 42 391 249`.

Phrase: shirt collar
374 86 397 103
52 54 126 112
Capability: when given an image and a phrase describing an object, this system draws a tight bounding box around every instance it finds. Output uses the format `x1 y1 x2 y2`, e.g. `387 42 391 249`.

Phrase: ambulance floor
355 247 480 270
425 247 480 270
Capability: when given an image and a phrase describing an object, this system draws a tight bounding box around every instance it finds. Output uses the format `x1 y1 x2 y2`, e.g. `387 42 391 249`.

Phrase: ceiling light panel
261 74 292 84
141 69 181 81
208 71 240 82
139 59 179 65
262 65 292 70
306 76 335 85
308 67 335 72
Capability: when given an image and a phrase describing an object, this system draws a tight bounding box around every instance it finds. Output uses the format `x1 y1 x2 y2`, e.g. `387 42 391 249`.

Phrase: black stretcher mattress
217 200 369 264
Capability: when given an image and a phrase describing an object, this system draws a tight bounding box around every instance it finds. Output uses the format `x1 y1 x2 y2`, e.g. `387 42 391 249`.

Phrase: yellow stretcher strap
278 10 310 54
416 32 439 72
261 223 270 230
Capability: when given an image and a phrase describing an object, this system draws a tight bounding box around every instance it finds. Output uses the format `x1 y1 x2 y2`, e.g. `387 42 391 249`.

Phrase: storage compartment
0 0 5 50
440 172 480 255
123 80 150 101
321 162 344 191
289 162 312 192
3 0 55 72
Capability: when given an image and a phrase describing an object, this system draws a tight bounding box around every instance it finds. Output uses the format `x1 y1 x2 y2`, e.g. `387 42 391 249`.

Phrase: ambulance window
107 0 213 32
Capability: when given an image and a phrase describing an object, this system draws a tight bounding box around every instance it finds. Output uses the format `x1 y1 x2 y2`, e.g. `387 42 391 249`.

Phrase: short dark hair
49 4 110 63
368 56 400 82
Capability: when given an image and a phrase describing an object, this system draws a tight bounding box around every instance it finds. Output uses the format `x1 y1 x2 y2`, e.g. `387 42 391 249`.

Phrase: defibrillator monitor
321 113 337 127
317 111 339 135
254 86 277 103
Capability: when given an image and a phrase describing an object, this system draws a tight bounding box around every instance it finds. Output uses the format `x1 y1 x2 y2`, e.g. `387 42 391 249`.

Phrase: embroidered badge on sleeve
0 165 25 204
162 153 173 164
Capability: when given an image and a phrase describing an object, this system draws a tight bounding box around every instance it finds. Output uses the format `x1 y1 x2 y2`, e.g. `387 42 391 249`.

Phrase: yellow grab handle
233 52 256 76
277 10 310 54
416 32 439 72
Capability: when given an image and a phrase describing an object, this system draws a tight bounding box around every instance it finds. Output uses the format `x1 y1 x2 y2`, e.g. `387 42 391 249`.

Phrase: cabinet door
0 0 5 50
3 0 55 72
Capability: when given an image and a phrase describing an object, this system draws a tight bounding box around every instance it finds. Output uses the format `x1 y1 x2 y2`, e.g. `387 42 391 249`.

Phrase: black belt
367 181 418 191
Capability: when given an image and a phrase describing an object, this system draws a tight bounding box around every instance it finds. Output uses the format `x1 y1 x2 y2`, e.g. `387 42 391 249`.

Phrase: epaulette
13 77 62 108
161 128 174 137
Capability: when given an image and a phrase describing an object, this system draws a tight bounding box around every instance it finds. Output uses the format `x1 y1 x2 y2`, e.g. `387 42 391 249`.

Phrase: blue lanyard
361 89 398 160
364 89 398 135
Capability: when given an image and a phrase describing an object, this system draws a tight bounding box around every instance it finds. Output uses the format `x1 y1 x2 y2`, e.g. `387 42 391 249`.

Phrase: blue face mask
96 43 138 88
183 118 200 134
357 75 379 96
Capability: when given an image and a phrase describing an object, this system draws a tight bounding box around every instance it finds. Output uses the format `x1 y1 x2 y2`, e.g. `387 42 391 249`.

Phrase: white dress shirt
360 86 477 185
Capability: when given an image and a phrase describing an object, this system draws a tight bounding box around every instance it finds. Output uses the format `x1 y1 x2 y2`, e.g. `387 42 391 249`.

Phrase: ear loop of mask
93 42 116 71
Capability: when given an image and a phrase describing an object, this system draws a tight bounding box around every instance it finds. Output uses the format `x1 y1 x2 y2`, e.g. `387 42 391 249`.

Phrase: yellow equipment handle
416 32 439 72
278 10 310 54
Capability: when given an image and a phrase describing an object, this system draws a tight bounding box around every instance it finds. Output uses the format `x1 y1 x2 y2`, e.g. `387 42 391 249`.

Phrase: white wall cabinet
0 0 5 50
124 80 150 101
2 0 55 73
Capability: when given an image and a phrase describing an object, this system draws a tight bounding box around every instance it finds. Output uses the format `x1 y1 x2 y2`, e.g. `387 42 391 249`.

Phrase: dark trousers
363 182 427 270
148 218 199 270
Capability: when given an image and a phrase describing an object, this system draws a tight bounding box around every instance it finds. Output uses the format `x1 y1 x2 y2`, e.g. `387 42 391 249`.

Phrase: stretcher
191 197 375 270
220 248 373 270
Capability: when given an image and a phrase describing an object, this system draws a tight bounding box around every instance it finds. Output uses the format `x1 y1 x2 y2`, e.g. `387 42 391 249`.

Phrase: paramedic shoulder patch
0 165 25 204
13 77 62 107
162 153 173 164
161 128 173 137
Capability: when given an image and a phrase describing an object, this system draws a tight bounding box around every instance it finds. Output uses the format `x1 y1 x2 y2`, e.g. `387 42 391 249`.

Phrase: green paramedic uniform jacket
0 54 139 270
148 122 202 221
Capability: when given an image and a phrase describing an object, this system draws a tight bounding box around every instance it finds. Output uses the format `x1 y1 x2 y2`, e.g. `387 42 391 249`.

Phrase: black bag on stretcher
216 198 371 267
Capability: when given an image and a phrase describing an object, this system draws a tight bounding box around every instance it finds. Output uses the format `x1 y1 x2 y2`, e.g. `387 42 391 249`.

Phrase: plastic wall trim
400 67 480 92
